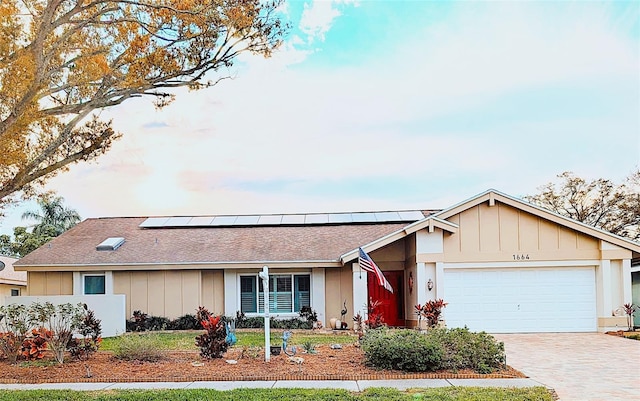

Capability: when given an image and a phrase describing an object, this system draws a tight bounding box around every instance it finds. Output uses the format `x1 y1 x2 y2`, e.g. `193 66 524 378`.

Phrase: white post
259 265 270 362
352 262 368 322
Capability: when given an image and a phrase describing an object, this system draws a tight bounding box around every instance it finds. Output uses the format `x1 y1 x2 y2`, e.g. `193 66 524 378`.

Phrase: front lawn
100 329 357 351
0 387 554 400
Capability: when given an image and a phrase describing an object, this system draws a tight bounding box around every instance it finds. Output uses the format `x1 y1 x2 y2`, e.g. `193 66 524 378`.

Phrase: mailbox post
258 265 270 362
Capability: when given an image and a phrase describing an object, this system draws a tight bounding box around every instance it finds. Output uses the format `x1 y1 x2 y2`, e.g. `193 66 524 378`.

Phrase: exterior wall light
427 278 434 291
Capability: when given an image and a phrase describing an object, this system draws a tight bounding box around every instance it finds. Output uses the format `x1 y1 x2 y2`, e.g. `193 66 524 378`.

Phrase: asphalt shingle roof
14 215 429 266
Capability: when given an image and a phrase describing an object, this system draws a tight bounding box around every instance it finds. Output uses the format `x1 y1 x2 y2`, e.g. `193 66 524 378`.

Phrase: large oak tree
525 170 640 242
0 0 286 208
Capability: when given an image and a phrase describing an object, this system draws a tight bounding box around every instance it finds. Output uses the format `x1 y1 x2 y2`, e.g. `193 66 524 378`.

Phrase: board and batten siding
325 265 353 324
201 270 225 316
443 202 600 262
113 270 201 319
26 272 73 296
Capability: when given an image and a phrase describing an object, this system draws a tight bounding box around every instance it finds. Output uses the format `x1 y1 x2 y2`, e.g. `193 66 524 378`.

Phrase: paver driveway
493 333 640 401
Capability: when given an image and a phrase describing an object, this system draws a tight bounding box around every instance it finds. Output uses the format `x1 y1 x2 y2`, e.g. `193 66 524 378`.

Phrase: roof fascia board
0 279 27 285
435 189 640 254
340 217 460 264
14 260 343 271
402 216 458 235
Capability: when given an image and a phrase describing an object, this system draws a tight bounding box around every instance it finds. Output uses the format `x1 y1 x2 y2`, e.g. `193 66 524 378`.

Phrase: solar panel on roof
352 212 376 222
139 217 170 227
374 211 402 221
138 209 426 228
187 216 215 226
257 215 283 225
398 210 425 220
281 214 305 224
328 213 353 223
305 214 329 224
211 216 237 226
234 215 260 225
165 216 192 226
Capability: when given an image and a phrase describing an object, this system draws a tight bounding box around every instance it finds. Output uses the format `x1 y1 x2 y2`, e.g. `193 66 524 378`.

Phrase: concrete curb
0 378 544 392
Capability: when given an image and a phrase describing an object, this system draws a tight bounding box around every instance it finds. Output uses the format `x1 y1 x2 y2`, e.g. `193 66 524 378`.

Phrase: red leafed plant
195 307 228 359
21 327 51 360
417 299 448 329
364 298 385 329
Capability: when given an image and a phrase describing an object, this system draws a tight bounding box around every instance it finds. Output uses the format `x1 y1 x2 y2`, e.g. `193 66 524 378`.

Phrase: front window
84 274 105 295
240 274 310 314
10 289 19 296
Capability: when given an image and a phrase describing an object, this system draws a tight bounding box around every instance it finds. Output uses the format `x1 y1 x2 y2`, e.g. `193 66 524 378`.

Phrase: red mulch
0 344 526 384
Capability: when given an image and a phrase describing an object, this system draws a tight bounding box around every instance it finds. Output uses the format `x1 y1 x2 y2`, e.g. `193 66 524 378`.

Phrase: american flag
358 247 394 293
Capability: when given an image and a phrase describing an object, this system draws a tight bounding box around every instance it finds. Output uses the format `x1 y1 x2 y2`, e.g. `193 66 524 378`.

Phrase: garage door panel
443 267 596 333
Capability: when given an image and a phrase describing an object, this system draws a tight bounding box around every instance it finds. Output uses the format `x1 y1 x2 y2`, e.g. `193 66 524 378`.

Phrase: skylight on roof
96 237 125 251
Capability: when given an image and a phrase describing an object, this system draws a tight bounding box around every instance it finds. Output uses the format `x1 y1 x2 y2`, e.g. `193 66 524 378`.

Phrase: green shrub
125 311 172 332
233 311 264 329
195 307 229 359
234 311 313 329
270 318 312 329
28 302 86 364
426 327 505 374
298 306 318 324
67 305 102 361
167 314 199 330
146 316 170 331
0 304 34 364
360 328 443 372
301 341 316 354
111 333 165 362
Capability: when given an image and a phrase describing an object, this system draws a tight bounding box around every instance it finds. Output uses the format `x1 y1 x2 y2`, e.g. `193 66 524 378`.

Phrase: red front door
367 270 404 327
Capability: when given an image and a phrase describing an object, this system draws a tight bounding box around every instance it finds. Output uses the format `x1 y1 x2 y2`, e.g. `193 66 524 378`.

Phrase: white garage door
443 267 596 333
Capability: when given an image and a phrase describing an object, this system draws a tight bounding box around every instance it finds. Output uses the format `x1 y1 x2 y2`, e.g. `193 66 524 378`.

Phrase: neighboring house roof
0 255 27 286
14 211 437 268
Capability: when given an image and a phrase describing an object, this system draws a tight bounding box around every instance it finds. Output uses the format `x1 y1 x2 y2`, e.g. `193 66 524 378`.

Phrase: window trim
83 274 106 295
10 288 20 296
239 272 311 316
73 272 113 295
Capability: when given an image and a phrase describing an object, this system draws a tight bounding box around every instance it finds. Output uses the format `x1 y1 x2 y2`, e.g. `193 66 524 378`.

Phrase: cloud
299 0 358 44
30 1 638 220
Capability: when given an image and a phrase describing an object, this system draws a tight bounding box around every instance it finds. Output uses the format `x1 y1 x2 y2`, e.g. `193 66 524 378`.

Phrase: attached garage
443 267 597 333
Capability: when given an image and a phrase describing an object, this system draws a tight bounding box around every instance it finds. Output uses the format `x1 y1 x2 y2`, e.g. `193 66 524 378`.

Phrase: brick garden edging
0 371 524 384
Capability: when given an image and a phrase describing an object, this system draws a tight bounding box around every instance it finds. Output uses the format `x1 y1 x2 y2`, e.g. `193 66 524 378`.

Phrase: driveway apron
493 333 640 401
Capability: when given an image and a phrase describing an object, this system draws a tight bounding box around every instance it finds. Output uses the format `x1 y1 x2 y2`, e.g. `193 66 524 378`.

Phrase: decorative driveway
493 333 640 401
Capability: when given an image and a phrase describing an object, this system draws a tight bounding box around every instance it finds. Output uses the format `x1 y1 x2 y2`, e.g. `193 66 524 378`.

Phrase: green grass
101 331 197 351
101 330 356 352
0 387 554 400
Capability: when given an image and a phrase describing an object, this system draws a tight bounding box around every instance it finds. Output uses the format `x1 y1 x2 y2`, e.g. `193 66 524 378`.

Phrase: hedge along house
13 190 640 333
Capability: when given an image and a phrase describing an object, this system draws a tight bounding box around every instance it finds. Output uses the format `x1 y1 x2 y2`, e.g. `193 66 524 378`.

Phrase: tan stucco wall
113 270 201 319
443 202 600 262
201 270 224 316
0 283 24 299
26 272 72 295
325 265 353 324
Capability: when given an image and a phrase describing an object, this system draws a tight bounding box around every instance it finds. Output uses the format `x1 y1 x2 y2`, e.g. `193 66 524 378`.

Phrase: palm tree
22 196 81 236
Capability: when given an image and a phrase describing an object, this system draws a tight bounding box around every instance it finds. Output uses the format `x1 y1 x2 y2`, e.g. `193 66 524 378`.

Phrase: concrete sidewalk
0 378 542 392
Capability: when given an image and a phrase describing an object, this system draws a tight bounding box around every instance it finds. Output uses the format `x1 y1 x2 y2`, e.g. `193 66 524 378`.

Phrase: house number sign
512 254 530 261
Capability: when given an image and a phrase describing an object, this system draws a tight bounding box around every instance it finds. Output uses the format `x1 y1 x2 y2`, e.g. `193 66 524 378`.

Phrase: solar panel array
139 210 425 228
